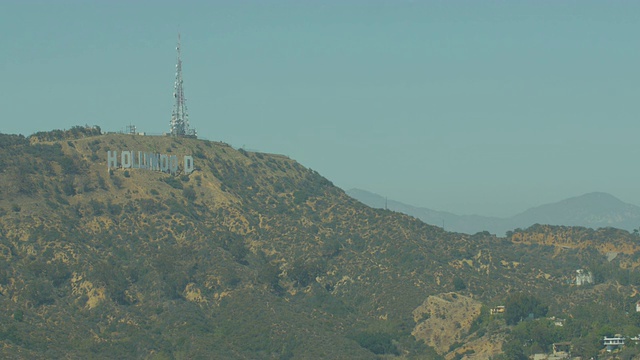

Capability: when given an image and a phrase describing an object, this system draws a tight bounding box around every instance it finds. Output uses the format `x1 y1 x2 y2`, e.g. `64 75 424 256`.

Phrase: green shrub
293 190 308 205
89 199 104 216
13 310 23 322
350 331 399 355
26 278 55 306
62 180 76 196
163 177 183 190
111 174 123 189
183 187 196 201
453 277 466 291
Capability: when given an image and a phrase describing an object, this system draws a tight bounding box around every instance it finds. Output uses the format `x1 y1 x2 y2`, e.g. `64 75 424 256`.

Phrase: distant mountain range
347 189 640 235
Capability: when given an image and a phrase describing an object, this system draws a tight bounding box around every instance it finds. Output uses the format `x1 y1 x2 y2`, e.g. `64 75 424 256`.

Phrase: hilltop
348 188 640 235
1 128 640 359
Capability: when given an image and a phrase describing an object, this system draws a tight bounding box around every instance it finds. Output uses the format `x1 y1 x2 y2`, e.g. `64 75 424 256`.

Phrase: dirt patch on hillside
446 332 505 360
412 292 482 355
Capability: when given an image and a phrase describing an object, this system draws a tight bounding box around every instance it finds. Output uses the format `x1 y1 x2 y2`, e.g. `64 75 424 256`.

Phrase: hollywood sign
107 151 194 175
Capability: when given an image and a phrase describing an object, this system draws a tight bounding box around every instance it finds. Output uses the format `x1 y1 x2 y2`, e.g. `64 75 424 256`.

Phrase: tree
351 332 400 355
289 259 326 287
453 277 466 291
504 293 548 325
571 333 601 359
501 338 527 360
26 278 55 306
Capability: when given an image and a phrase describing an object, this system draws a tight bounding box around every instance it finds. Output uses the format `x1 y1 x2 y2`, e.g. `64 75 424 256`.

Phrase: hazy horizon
3 1 640 217
348 187 640 218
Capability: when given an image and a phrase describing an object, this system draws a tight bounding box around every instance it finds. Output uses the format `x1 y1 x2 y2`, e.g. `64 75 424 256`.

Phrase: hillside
1 129 640 359
348 188 640 236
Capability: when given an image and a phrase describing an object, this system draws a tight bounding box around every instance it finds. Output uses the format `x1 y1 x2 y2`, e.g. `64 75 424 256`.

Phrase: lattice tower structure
170 33 196 137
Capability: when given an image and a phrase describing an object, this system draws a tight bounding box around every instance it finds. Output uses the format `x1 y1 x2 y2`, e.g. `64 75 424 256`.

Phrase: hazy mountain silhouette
347 189 640 235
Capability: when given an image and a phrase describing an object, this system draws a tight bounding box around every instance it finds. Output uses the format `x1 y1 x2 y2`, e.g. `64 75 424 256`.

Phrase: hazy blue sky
2 1 640 216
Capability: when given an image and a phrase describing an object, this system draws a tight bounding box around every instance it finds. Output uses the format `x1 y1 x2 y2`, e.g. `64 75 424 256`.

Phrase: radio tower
170 33 196 137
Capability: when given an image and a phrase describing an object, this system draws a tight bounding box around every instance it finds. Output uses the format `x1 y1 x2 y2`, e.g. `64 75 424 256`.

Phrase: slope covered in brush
1 129 640 359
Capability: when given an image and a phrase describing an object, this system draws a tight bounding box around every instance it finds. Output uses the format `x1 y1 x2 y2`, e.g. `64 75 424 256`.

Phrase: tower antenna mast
170 33 196 137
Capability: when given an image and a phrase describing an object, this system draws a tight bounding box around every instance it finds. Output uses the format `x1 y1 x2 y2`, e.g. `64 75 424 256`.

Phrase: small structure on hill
603 336 625 352
531 342 572 360
575 269 594 286
490 305 505 315
532 353 569 360
552 342 570 357
548 316 565 327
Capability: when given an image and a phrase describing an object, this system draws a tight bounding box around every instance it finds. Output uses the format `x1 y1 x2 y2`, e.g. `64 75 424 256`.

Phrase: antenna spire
170 32 196 138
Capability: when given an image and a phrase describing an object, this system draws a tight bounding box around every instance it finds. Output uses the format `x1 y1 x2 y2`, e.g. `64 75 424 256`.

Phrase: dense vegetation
1 129 640 358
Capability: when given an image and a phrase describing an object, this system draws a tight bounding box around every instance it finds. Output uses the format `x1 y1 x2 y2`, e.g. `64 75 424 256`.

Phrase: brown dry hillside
511 225 640 260
1 128 640 359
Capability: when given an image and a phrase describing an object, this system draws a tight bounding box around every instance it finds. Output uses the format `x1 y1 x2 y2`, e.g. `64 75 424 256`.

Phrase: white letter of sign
131 151 140 168
184 155 194 174
160 154 169 173
107 151 118 171
169 155 179 175
121 151 132 168
145 153 159 171
138 151 146 169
